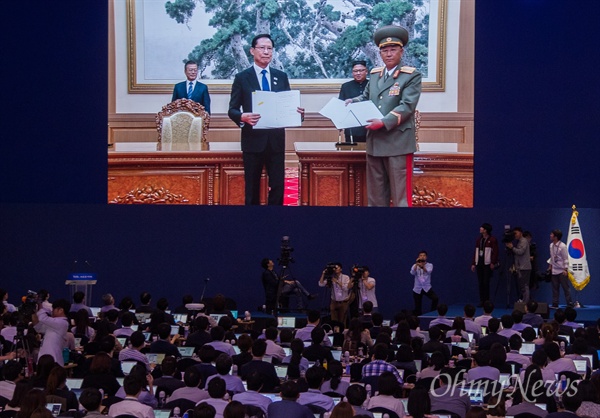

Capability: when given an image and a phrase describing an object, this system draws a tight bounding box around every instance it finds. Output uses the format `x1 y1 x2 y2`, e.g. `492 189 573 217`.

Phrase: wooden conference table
108 142 473 207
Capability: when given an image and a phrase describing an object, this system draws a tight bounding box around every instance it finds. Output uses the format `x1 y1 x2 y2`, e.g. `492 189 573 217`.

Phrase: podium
65 273 97 306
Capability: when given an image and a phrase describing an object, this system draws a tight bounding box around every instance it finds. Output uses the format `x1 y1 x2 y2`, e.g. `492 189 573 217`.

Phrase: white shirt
359 276 378 307
319 274 351 301
411 262 433 293
34 309 69 366
253 64 270 90
549 241 569 274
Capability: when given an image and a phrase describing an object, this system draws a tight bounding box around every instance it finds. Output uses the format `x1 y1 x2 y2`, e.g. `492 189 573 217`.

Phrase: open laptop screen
277 316 296 328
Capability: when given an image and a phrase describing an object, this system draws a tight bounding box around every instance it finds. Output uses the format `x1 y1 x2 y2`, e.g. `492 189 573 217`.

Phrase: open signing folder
252 90 302 129
319 97 384 129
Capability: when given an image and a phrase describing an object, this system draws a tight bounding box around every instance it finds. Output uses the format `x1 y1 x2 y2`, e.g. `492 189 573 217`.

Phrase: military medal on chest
389 82 401 96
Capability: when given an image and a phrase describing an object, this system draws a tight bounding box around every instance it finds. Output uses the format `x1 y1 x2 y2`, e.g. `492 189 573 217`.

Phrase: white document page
252 90 302 129
319 97 384 129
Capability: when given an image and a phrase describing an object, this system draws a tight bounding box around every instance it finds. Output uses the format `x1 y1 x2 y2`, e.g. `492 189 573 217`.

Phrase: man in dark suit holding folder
172 60 211 114
228 34 304 205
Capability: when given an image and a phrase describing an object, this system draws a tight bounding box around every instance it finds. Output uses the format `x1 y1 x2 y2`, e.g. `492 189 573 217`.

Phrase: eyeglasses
352 69 367 73
254 46 274 52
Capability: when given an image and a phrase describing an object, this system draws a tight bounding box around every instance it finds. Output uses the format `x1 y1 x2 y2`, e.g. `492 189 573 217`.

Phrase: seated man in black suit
267 380 313 418
149 322 181 358
421 326 451 364
240 339 280 393
302 327 333 364
478 317 509 351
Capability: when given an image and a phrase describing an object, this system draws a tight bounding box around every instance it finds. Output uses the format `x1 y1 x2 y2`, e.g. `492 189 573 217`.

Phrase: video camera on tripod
278 236 294 268
323 263 338 287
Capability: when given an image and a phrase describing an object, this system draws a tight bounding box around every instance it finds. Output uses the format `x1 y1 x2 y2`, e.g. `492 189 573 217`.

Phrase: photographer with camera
505 226 532 303
471 222 499 307
410 251 438 316
32 298 71 366
319 262 353 326
357 266 378 312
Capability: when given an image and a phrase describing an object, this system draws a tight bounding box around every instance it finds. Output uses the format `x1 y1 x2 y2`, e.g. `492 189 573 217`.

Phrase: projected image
108 0 473 207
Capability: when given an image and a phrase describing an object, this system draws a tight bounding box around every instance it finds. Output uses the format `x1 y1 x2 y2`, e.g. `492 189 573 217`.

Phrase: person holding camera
358 266 378 312
319 262 353 326
410 251 438 316
471 222 499 307
505 226 532 304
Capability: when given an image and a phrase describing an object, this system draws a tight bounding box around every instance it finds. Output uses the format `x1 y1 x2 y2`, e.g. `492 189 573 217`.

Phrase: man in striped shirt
361 343 403 384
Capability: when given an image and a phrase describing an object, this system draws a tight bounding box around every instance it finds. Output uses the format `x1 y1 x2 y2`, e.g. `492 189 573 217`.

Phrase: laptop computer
89 307 101 318
116 336 128 347
146 353 165 365
121 360 138 375
460 387 484 406
520 342 535 355
210 313 227 323
274 364 288 379
331 350 342 361
66 377 83 389
154 409 172 418
170 325 181 336
499 373 511 389
46 403 62 417
382 319 391 327
573 359 587 376
173 313 188 324
135 313 152 323
231 310 239 319
278 316 297 328
178 346 195 357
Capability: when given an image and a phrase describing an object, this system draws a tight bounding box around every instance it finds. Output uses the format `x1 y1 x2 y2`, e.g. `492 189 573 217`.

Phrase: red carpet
284 167 299 206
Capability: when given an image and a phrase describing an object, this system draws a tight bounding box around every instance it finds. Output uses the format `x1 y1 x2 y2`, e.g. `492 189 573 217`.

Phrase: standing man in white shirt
319 262 353 327
358 266 378 312
410 251 438 316
548 229 573 307
32 299 70 366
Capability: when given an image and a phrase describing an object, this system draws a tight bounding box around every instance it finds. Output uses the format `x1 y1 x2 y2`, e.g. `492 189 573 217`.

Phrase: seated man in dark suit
193 345 218 389
153 355 185 394
240 339 280 393
267 380 314 418
302 327 333 364
421 326 451 364
149 322 181 358
172 60 211 114
478 317 509 351
186 316 213 351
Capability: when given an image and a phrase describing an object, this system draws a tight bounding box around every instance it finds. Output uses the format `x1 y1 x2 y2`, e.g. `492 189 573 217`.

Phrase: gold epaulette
370 67 385 76
400 66 416 74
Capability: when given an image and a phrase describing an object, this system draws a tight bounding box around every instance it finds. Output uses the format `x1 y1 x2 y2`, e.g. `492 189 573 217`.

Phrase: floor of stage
247 303 600 331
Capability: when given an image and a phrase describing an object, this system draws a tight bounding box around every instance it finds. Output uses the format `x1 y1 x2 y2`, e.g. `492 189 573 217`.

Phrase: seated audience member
169 366 210 404
477 318 509 351
206 326 236 357
149 298 175 334
390 344 418 377
369 312 385 340
209 294 236 322
466 350 500 382
506 334 532 368
135 292 155 314
218 316 238 343
205 353 246 394
81 351 121 396
195 403 217 418
419 351 445 380
223 400 246 418
302 327 334 364
543 341 577 375
108 374 155 418
0 289 17 313
149 322 181 358
239 339 279 393
488 342 509 372
294 310 328 345
429 373 470 418
267 380 313 418
330 401 354 418
359 301 375 327
521 325 537 343
565 337 593 371
445 317 469 342
264 327 286 361
232 333 253 369
507 365 556 417
194 345 219 389
16 388 47 418
462 304 482 340
78 387 104 417
45 366 79 412
362 343 403 384
366 371 405 417
115 363 157 408
406 387 434 418
522 300 545 328
297 366 334 411
512 309 532 332
232 372 272 414
114 311 136 338
546 388 581 418
1 312 21 344
186 315 213 351
345 384 373 418
100 293 117 314
30 354 56 389
474 300 494 328
422 326 451 363
553 309 575 341
3 380 31 414
497 314 519 339
320 360 349 396
575 379 600 417
201 377 229 418
563 306 582 329
104 308 120 333
343 317 373 355
117 296 137 320
153 355 185 394
429 304 453 328
119 330 151 372
69 291 93 318
0 360 24 401
173 294 194 315
283 338 309 379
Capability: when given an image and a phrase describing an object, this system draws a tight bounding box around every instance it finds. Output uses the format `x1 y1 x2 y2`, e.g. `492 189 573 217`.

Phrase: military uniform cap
374 25 409 48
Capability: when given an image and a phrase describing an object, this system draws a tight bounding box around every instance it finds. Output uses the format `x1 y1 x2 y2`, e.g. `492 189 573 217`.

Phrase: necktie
384 71 389 81
261 69 270 91
187 81 193 98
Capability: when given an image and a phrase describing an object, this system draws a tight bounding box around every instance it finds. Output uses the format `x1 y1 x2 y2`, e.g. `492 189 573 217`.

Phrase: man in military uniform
347 25 422 207
338 60 369 143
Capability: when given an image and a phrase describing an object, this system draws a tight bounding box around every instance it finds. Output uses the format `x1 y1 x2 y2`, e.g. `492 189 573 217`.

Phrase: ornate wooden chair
156 98 210 143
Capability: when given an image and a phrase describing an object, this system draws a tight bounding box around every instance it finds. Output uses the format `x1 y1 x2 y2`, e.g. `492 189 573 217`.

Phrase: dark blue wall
1 1 598 319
